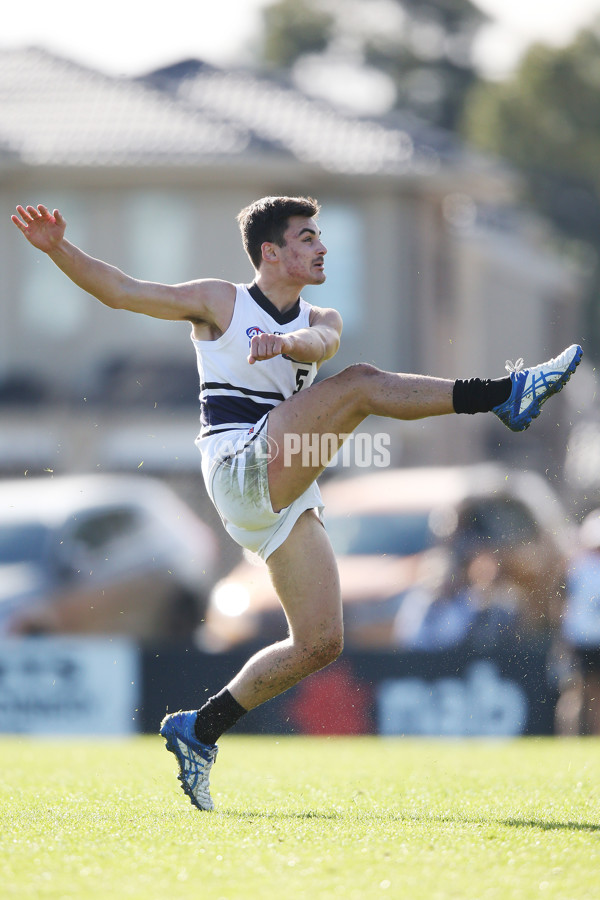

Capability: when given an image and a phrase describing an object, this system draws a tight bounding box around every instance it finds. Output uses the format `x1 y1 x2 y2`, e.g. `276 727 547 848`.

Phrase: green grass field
1 736 598 900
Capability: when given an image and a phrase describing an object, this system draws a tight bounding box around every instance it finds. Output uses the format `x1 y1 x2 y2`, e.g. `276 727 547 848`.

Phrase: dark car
199 464 570 650
0 473 218 639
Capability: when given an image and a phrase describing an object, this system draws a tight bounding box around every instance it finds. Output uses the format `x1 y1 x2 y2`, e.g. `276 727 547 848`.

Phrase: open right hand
11 204 67 253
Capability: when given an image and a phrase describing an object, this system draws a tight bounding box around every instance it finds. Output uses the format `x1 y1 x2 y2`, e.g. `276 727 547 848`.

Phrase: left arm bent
248 306 342 366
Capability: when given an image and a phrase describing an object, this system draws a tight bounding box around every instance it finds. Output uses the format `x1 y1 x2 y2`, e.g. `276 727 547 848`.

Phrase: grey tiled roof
145 60 454 176
1 47 486 177
0 48 251 165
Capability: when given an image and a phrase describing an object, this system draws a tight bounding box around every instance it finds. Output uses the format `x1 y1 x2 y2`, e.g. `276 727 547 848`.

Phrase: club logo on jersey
246 326 284 346
246 326 265 343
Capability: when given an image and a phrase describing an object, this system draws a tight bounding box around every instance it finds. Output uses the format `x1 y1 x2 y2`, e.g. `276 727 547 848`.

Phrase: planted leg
226 509 343 710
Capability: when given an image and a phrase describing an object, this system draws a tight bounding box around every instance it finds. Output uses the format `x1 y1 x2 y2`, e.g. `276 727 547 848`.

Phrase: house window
125 191 197 335
127 191 196 283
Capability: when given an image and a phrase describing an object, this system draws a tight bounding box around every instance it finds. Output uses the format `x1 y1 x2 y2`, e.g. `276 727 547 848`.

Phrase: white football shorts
196 414 324 561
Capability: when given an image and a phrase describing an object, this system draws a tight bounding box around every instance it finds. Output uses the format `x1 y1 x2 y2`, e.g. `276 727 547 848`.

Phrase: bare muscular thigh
266 372 366 512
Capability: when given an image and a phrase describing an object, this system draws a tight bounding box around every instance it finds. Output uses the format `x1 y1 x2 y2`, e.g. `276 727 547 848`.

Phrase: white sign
0 638 140 734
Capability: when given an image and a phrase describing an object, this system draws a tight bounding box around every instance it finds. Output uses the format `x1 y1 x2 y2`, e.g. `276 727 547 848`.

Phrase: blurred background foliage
256 0 600 359
258 0 487 130
463 23 600 357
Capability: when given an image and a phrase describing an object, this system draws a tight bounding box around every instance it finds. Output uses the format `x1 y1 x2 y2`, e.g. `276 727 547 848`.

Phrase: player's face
277 216 327 285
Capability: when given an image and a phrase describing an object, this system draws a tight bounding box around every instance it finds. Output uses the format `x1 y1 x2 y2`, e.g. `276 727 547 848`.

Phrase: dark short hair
237 195 320 269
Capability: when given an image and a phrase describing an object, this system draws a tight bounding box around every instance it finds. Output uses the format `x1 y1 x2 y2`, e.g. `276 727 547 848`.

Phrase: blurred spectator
449 495 566 636
393 546 521 651
557 509 600 734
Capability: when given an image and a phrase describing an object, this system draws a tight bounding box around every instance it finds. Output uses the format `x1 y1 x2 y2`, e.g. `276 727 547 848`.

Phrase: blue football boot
492 344 582 432
160 710 218 811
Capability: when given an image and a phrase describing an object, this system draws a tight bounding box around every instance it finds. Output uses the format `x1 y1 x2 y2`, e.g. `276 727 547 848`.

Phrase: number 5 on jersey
293 366 311 394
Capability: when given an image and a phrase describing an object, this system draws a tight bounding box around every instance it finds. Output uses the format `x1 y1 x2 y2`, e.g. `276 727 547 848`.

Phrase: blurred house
0 48 582 480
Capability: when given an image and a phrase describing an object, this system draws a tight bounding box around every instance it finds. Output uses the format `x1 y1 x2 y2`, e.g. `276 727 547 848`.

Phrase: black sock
194 688 247 746
452 377 512 415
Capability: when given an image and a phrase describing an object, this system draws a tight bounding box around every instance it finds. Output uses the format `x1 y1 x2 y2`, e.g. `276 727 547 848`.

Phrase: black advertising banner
141 639 558 737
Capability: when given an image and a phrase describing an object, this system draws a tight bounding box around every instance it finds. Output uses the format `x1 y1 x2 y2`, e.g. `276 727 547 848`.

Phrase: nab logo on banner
376 661 529 737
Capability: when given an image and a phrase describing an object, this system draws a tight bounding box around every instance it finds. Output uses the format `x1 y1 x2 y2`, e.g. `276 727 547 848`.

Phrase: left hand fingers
248 333 286 363
260 334 285 357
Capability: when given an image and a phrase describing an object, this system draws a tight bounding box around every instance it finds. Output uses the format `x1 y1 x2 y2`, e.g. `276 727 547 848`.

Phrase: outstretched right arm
11 204 231 323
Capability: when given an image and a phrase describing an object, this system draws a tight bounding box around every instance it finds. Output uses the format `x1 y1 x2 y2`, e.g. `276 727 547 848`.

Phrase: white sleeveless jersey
191 282 317 439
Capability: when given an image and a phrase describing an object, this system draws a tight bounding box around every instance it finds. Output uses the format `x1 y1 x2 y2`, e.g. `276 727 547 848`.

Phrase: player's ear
261 241 278 263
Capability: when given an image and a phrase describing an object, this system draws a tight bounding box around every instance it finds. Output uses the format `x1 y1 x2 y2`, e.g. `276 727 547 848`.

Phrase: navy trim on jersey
200 394 276 430
248 282 302 326
201 380 285 402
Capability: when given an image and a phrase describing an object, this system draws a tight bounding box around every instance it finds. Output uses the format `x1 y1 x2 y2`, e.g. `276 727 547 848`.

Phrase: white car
0 473 218 639
201 464 571 650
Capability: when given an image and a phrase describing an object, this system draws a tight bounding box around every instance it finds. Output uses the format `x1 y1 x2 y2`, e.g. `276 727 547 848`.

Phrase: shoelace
505 358 524 374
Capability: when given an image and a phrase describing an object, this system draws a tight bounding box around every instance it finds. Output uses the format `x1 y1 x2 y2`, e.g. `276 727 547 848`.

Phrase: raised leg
267 362 454 511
